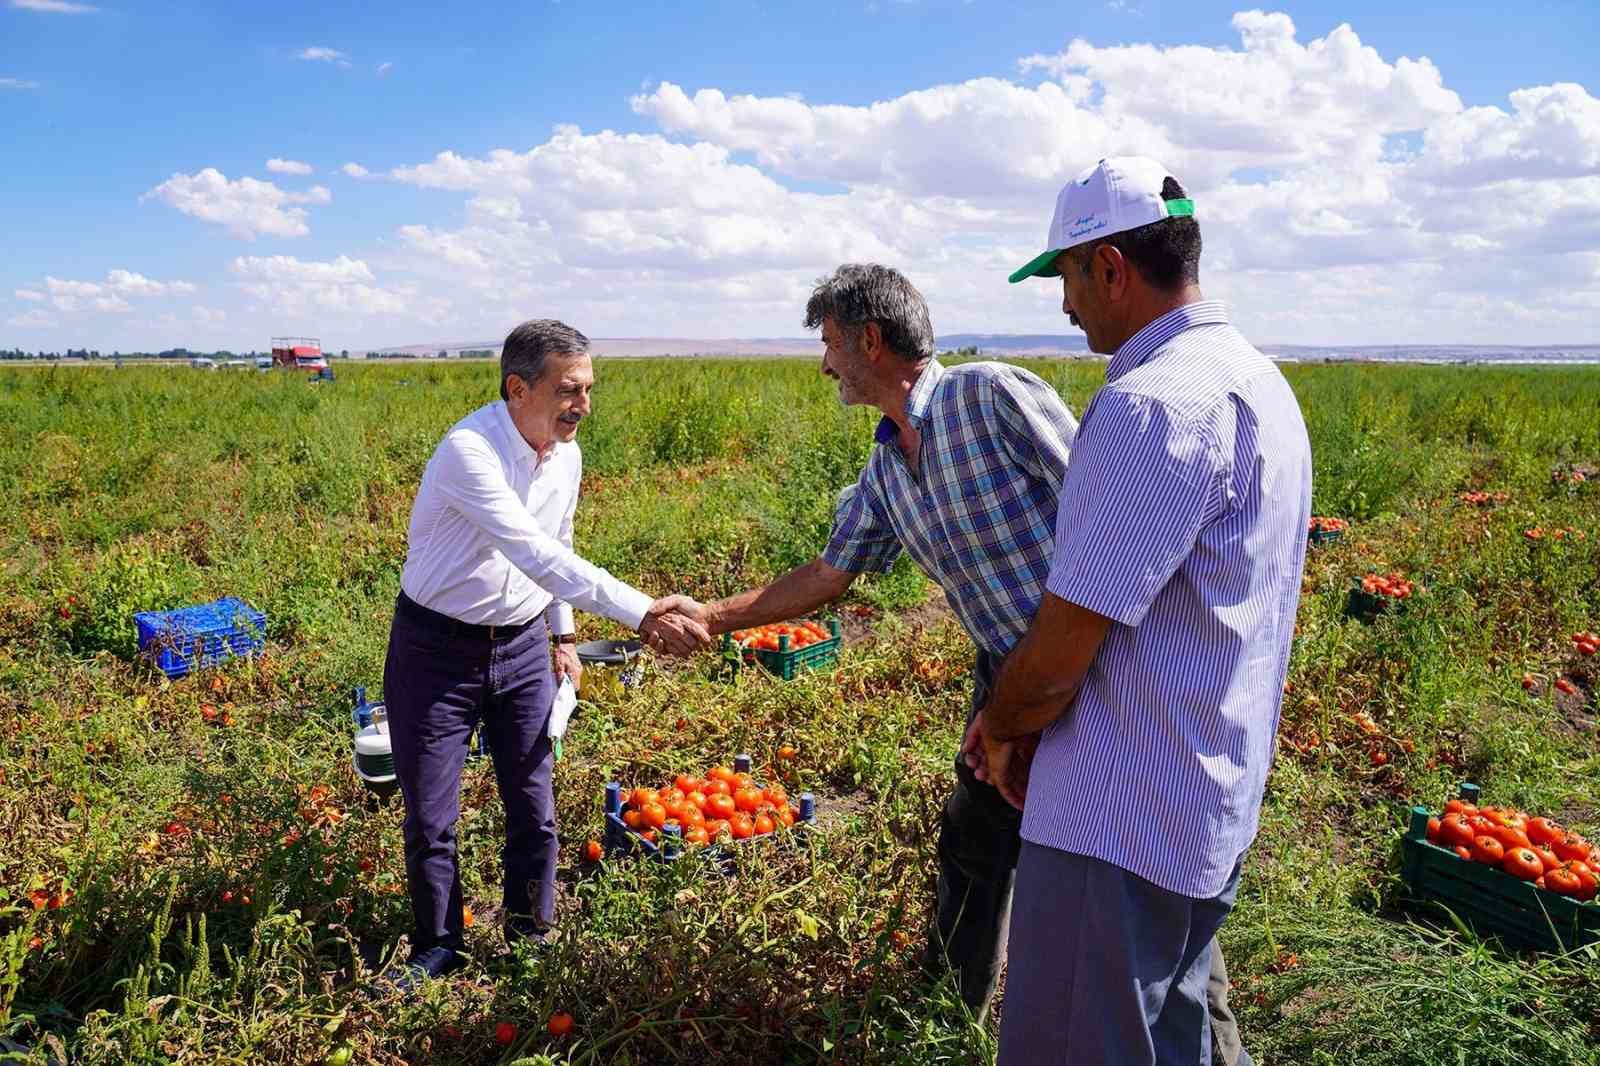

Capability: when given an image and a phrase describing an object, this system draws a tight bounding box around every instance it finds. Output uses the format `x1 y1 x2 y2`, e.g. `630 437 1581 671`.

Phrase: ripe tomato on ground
494 1022 518 1047
584 839 604 862
548 1012 575 1037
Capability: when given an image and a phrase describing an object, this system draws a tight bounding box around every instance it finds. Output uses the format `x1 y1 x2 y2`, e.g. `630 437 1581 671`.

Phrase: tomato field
1 358 1598 1064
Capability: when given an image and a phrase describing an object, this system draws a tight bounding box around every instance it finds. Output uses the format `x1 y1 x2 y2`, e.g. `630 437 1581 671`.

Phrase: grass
0 357 1597 1064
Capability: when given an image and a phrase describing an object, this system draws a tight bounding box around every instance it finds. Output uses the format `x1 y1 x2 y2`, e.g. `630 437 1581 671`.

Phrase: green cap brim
1008 248 1063 284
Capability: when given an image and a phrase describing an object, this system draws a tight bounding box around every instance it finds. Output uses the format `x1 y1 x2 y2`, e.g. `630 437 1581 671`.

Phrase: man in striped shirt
968 158 1312 1064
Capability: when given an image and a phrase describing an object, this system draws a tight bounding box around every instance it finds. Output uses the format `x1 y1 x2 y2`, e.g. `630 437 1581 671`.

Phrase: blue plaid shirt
822 360 1079 656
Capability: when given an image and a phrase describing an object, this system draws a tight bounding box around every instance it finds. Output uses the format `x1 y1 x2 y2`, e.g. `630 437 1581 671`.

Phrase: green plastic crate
721 618 843 680
1399 783 1600 952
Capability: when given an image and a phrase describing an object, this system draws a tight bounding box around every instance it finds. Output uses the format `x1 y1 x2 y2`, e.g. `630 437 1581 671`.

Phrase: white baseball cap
1009 156 1195 283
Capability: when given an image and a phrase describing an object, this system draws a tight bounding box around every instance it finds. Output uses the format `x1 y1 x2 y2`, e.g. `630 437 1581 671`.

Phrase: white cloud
144 168 332 239
191 305 227 326
6 309 56 328
298 47 349 66
377 62 393 76
1 78 41 89
341 162 371 178
29 270 196 313
229 255 439 320
266 158 314 175
11 0 97 13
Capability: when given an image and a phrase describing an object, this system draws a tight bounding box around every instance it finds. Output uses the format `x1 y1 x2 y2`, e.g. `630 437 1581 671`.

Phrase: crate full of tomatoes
722 617 843 680
1346 572 1416 622
1307 515 1348 545
603 754 816 863
1400 782 1600 951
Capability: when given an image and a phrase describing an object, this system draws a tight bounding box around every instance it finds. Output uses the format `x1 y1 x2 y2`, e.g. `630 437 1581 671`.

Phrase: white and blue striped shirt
1024 301 1312 899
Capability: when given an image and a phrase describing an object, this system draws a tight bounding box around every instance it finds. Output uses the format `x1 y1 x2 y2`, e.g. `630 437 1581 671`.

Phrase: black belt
396 589 540 642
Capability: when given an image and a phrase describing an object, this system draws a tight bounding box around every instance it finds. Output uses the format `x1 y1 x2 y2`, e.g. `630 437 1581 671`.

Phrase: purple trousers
383 592 558 952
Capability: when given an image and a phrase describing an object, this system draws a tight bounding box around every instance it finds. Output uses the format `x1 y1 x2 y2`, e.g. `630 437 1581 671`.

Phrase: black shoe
504 915 556 951
379 945 466 995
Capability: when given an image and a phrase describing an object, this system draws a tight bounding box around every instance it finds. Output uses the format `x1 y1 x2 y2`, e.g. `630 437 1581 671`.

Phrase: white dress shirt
399 401 654 631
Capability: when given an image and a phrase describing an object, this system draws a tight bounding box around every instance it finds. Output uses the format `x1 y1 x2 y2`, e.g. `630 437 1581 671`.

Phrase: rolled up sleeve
432 430 653 629
821 467 902 575
1045 391 1223 627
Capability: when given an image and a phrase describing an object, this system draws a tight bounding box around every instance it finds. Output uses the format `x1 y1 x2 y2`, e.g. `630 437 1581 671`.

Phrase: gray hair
803 264 935 363
500 319 590 401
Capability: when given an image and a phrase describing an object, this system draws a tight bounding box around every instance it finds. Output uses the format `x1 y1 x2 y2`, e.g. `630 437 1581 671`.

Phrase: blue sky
4 0 1598 351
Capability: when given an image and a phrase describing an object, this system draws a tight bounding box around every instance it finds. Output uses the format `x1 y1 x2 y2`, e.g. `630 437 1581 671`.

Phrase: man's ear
859 320 885 363
1100 244 1130 300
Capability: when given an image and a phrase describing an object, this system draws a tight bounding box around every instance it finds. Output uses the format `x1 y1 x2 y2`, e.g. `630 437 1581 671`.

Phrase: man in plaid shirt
685 265 1243 1052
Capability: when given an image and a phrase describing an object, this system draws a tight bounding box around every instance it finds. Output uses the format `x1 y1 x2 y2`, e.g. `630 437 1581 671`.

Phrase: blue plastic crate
134 597 266 679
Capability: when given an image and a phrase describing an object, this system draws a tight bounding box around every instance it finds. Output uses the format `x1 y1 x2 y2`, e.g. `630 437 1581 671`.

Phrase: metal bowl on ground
575 639 644 702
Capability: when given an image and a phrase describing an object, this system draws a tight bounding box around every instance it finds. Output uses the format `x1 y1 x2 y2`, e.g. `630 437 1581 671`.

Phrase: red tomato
642 802 668 830
629 788 657 809
1553 834 1592 863
686 791 709 811
584 839 604 863
675 775 701 794
753 813 775 835
1533 845 1562 874
705 766 734 783
734 787 764 813
728 813 754 839
685 826 710 846
547 1012 574 1037
763 785 789 807
662 796 687 821
1502 847 1544 881
1443 799 1478 818
1453 845 1473 861
679 804 706 828
622 809 643 830
1566 861 1599 901
1526 817 1562 847
1470 835 1505 866
1426 817 1443 844
705 818 729 839
494 1022 518 1047
1491 824 1532 850
707 793 737 820
733 773 755 790
1544 866 1584 897
704 778 732 797
1440 814 1477 849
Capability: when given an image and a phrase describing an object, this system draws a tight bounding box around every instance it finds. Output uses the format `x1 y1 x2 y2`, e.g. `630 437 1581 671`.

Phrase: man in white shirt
382 318 708 986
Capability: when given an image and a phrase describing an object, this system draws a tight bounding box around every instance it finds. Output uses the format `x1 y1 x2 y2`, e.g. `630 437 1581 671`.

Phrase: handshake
637 595 716 657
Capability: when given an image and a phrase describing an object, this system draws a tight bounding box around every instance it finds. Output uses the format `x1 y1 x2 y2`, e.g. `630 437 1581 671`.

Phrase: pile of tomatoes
1456 490 1509 506
1570 630 1597 657
1359 572 1415 599
1426 801 1599 901
731 620 834 652
617 765 800 848
1308 516 1348 534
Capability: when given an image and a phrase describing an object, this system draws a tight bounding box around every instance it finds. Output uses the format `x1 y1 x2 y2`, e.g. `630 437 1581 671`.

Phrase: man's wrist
554 633 577 645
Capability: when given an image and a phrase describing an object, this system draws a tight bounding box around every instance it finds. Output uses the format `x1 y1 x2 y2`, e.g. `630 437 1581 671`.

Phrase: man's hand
639 595 713 657
553 642 582 689
961 711 1040 811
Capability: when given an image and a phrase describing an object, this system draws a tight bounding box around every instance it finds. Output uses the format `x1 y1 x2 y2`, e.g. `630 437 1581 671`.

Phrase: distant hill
356 336 1599 364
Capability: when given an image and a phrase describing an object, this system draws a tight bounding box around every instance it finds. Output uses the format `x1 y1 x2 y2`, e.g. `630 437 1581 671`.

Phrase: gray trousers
997 843 1247 1066
932 653 1247 1063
